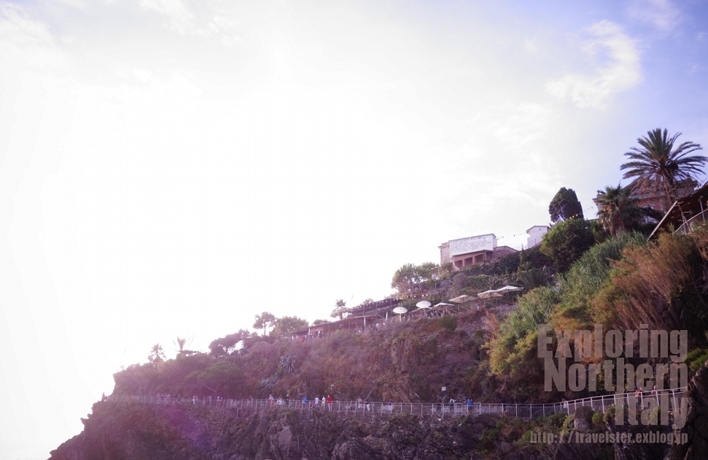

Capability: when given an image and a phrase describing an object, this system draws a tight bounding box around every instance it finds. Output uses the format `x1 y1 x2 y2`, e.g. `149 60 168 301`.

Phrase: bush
541 219 595 273
557 232 645 326
686 348 708 373
439 316 457 333
591 411 603 427
487 286 560 376
589 231 708 334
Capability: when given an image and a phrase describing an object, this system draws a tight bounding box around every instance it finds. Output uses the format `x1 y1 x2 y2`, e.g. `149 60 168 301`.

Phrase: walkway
107 387 686 420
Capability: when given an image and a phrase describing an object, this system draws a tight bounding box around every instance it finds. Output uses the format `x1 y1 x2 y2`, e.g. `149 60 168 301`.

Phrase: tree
391 262 440 298
148 343 165 364
595 185 644 237
621 128 705 205
209 329 251 357
271 316 309 337
253 312 276 336
187 361 244 396
331 299 348 321
540 219 594 272
312 319 330 325
548 187 584 223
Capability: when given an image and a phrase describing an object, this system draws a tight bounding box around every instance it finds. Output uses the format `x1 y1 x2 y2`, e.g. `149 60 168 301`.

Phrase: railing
675 209 708 235
106 387 686 420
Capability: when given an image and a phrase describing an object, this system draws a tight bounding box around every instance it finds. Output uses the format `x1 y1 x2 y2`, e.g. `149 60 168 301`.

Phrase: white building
439 233 517 270
526 225 549 249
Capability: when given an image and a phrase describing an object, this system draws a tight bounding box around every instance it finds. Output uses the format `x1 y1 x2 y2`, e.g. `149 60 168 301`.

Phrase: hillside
113 308 499 405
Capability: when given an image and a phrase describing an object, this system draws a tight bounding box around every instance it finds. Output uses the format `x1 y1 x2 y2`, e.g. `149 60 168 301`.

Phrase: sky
1 0 708 458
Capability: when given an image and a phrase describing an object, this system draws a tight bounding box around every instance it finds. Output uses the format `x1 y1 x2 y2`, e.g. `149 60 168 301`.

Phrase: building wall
450 250 493 269
441 234 520 269
492 245 518 259
526 226 549 248
439 242 451 266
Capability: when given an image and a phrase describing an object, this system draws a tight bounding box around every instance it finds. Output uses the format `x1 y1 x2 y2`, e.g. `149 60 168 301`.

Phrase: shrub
439 316 457 333
541 219 595 273
589 231 707 334
686 348 708 373
556 232 645 326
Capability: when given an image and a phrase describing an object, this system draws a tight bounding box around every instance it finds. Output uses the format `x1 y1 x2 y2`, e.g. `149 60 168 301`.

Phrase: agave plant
279 355 296 374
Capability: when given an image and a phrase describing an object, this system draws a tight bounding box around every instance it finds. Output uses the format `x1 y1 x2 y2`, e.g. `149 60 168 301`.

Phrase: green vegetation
595 185 645 237
391 262 441 298
487 227 708 400
540 218 595 272
114 310 492 402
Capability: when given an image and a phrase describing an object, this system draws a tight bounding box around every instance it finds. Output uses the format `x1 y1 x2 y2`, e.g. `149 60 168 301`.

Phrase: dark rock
672 360 708 460
573 406 593 433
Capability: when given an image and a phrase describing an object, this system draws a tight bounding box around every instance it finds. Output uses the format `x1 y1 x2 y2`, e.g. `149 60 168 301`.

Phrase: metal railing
106 387 686 420
675 209 708 235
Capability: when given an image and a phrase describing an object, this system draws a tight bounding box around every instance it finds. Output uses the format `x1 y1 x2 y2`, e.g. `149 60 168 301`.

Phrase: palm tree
148 343 166 364
620 128 705 206
595 185 644 236
331 299 347 321
175 336 187 352
174 336 194 358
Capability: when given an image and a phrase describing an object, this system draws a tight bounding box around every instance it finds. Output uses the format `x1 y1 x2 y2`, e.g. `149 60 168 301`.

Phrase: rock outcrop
49 402 510 460
672 360 708 460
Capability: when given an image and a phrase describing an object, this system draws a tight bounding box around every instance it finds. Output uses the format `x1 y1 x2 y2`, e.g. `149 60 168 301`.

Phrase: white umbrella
448 295 470 304
416 300 432 309
495 285 523 293
433 302 455 307
478 285 522 299
477 290 501 299
392 306 408 322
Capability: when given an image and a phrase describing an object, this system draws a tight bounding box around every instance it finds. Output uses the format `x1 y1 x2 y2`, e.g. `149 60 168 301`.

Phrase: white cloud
136 0 241 44
546 21 641 109
627 0 681 33
137 0 195 34
0 4 54 50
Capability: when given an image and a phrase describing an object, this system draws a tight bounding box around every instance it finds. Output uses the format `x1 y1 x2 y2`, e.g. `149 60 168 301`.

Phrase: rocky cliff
49 401 527 460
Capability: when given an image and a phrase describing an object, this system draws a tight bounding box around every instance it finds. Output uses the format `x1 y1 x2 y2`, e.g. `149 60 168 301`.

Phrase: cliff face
672 361 708 460
49 367 708 460
49 401 513 460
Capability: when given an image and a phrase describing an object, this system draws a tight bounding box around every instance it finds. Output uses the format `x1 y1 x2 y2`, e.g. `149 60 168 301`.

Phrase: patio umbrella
477 289 501 299
495 285 523 293
392 306 408 321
